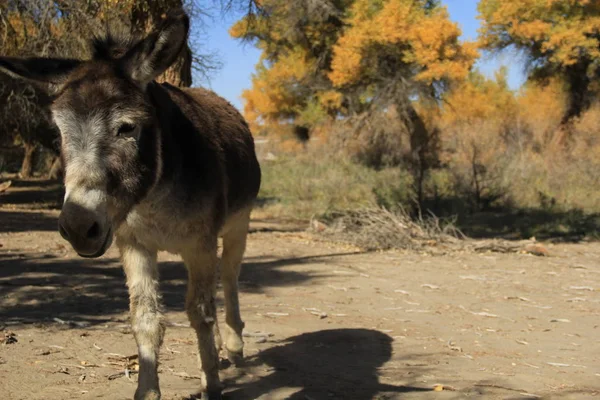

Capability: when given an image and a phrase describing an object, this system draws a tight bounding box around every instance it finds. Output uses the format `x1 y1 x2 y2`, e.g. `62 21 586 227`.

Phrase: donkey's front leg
183 244 221 399
120 238 164 400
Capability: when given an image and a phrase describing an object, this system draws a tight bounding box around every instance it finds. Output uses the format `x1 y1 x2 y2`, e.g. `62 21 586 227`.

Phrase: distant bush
253 75 600 242
255 152 414 220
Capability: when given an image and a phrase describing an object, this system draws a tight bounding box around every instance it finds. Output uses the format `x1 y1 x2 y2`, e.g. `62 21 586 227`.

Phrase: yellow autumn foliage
516 78 567 149
441 69 517 127
329 0 478 87
479 0 600 70
232 0 478 133
4 12 41 54
432 70 515 198
241 48 317 128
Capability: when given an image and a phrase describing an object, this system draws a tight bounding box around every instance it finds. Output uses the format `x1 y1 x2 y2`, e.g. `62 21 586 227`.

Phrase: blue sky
200 1 526 112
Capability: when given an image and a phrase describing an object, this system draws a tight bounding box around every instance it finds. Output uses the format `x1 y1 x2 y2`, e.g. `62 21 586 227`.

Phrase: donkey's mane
90 30 142 61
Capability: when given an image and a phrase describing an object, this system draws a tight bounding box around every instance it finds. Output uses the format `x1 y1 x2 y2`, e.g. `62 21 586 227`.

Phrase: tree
516 77 566 152
331 0 477 205
232 0 478 206
230 0 351 137
0 1 71 177
0 0 249 177
435 68 517 209
478 0 600 124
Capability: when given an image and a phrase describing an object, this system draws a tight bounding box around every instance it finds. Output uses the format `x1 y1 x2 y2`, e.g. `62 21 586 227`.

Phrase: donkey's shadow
221 328 432 399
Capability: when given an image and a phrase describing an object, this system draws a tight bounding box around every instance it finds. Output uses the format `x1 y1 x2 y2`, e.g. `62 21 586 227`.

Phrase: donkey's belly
121 207 210 254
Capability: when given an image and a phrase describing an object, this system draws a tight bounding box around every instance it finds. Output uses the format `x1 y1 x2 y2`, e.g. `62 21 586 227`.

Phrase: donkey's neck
145 81 225 206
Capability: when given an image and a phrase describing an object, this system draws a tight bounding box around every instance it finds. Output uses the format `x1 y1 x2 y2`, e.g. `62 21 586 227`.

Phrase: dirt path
0 208 599 399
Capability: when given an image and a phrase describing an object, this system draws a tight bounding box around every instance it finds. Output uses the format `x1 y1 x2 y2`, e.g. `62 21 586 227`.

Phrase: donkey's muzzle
58 201 111 258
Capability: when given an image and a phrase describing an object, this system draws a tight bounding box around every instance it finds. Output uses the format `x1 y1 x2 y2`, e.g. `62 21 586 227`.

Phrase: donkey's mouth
78 228 113 258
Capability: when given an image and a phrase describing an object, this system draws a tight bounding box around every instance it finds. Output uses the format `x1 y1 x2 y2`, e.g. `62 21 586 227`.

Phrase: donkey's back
150 82 261 222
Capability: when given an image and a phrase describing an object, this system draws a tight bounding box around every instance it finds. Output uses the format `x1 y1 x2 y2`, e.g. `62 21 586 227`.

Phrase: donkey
0 11 261 400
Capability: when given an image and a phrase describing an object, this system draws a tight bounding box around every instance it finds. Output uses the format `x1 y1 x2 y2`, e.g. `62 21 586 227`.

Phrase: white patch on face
53 109 109 216
66 187 107 215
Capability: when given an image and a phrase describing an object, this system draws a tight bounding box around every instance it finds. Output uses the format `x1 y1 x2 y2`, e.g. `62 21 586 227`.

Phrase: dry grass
255 152 413 220
314 207 464 251
255 116 600 243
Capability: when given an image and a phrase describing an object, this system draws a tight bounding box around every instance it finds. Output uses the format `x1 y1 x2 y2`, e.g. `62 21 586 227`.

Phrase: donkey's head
0 11 189 258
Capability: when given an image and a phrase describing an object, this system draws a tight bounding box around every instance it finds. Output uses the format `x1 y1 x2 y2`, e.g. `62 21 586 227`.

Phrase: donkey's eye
117 123 137 137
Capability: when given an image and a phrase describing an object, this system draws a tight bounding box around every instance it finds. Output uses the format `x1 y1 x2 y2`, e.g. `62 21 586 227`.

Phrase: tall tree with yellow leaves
233 0 478 206
331 0 478 204
230 0 350 137
233 0 477 131
478 0 600 124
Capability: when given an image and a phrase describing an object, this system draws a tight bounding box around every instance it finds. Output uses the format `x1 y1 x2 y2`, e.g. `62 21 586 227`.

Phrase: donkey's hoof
226 349 244 367
200 390 222 400
134 388 161 400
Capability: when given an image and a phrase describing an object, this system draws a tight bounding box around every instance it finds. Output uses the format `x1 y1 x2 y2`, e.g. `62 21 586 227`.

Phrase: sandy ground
0 189 599 399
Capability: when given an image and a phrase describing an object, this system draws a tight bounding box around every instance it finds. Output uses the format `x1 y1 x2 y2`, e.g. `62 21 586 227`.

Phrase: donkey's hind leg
220 209 251 365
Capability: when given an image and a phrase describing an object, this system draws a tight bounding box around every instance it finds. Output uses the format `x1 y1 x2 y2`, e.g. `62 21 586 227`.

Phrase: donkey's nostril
87 222 101 239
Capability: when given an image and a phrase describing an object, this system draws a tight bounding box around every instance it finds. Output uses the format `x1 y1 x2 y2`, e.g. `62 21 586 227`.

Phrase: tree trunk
293 125 310 149
562 60 592 125
399 102 439 210
20 142 36 178
471 145 482 210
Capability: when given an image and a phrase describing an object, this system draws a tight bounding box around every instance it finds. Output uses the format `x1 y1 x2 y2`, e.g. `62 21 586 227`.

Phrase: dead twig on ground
310 207 551 255
312 207 462 251
474 383 539 397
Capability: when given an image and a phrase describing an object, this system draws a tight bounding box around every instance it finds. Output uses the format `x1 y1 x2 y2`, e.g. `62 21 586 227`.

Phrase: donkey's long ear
0 56 81 95
122 10 190 86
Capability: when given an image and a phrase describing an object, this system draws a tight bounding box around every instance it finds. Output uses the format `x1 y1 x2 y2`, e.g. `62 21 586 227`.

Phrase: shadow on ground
0 178 63 209
3 178 599 242
0 250 353 326
218 328 598 399
221 329 433 400
0 210 59 232
457 209 600 241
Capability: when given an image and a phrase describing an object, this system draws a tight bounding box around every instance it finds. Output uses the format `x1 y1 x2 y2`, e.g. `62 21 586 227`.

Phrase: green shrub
256 153 414 219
